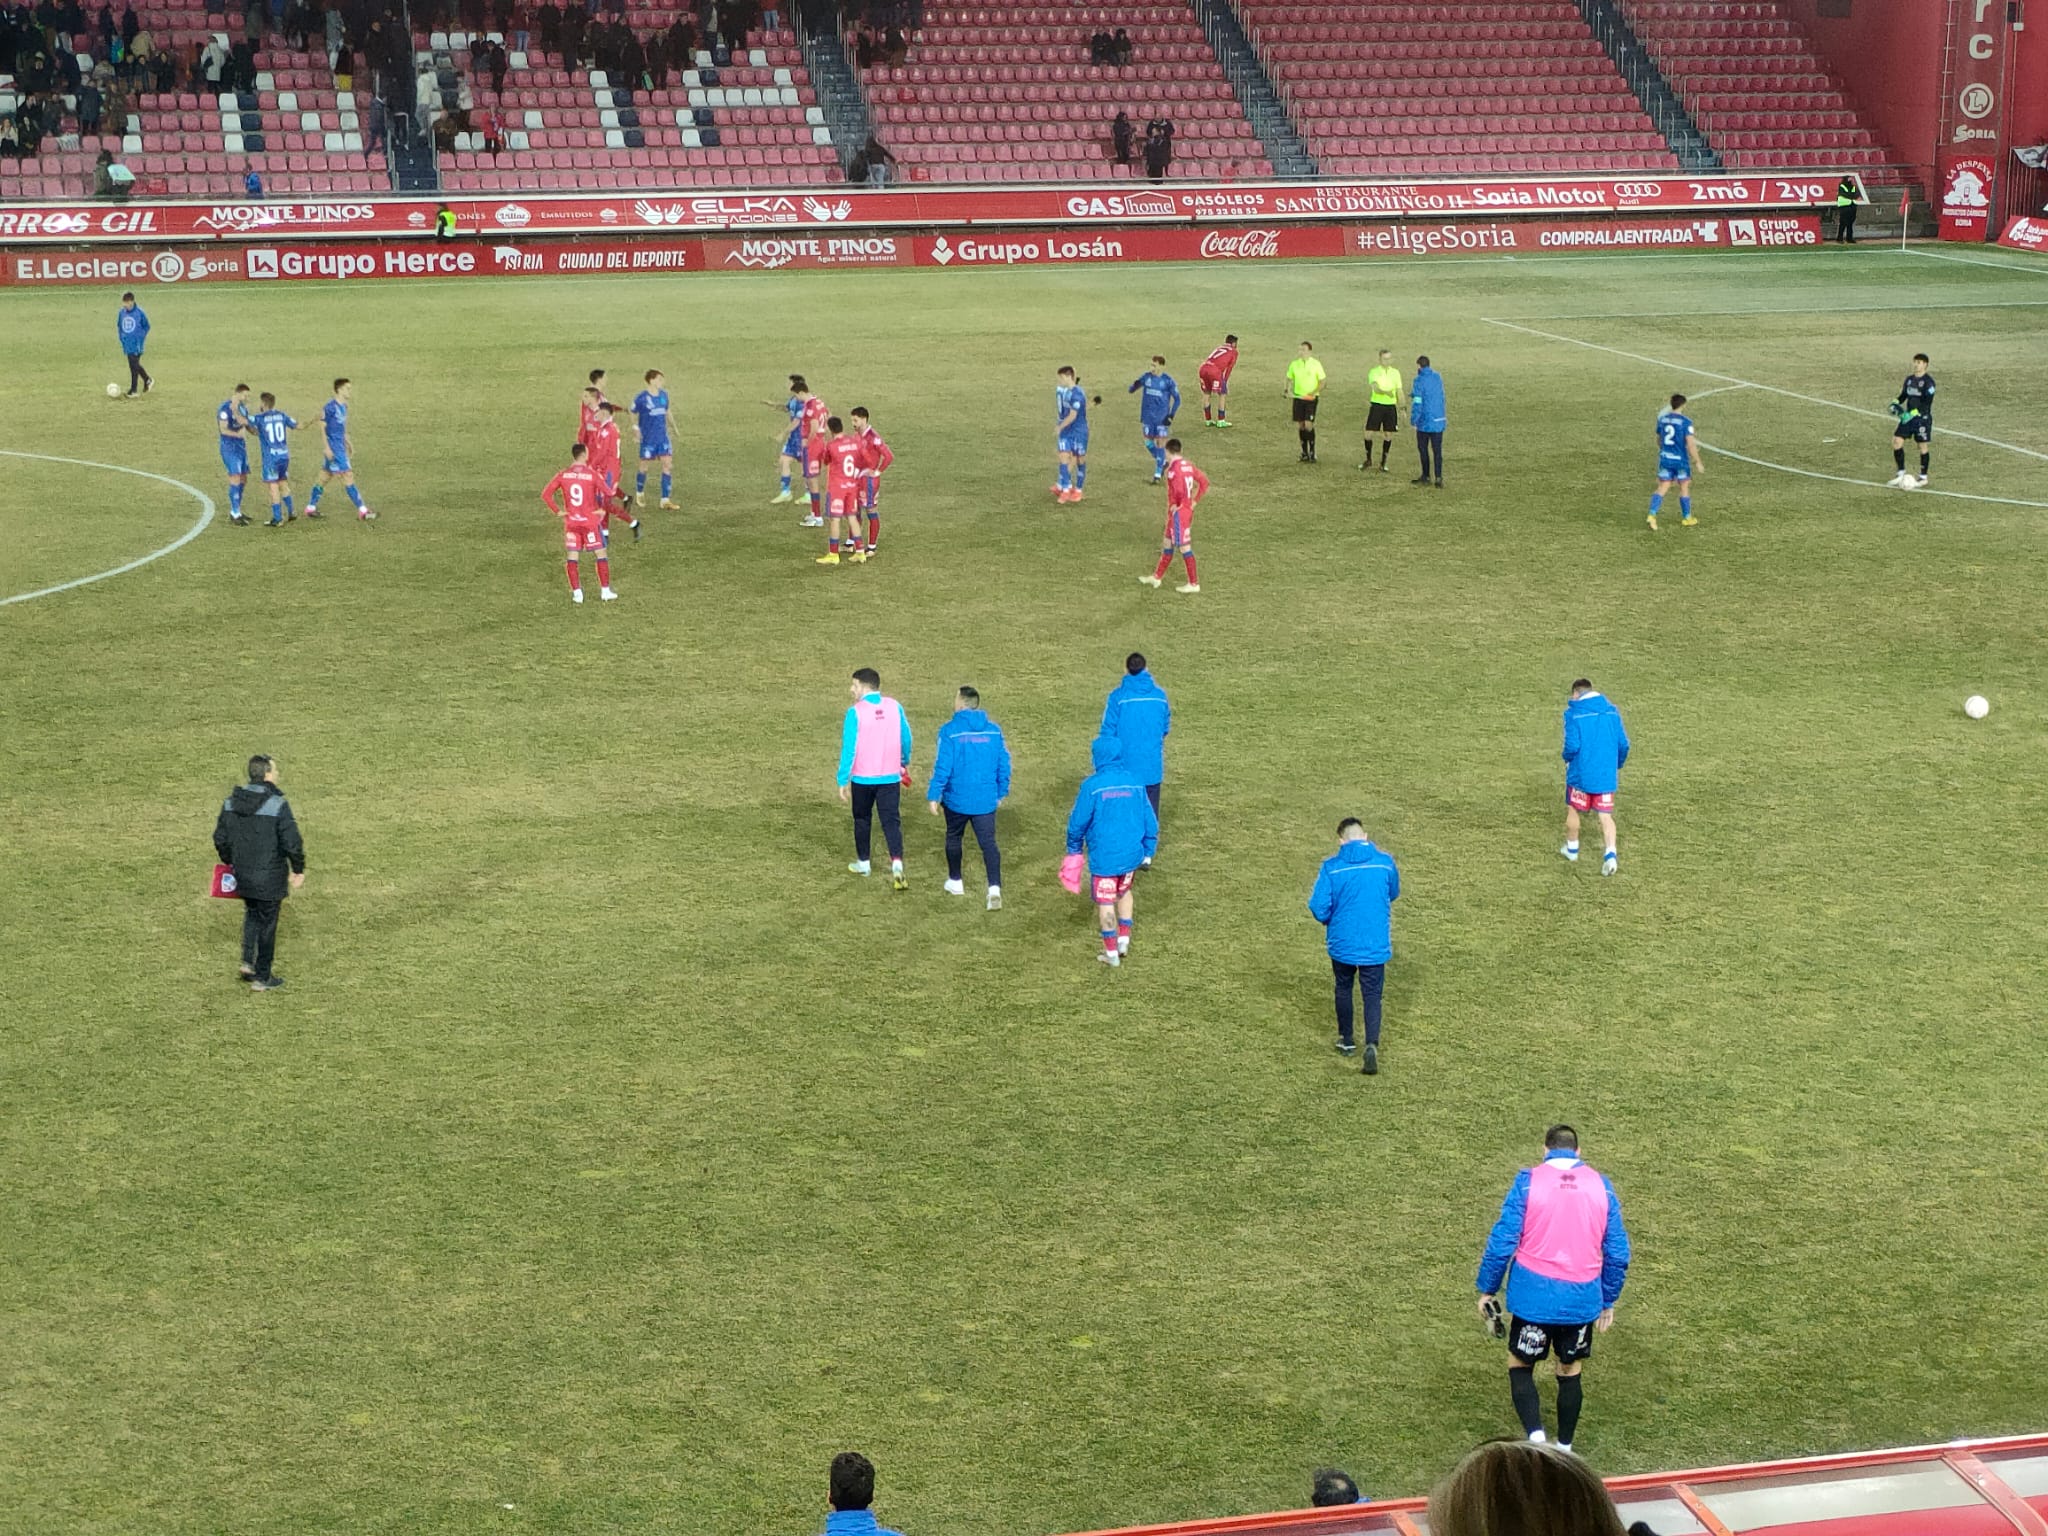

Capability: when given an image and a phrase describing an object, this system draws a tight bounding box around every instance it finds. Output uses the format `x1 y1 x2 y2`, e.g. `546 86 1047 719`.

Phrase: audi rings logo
1959 83 1995 120
150 251 186 282
1612 181 1664 201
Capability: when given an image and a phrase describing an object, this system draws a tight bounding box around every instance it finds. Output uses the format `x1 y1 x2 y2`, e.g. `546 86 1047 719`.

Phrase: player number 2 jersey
1655 410 1693 467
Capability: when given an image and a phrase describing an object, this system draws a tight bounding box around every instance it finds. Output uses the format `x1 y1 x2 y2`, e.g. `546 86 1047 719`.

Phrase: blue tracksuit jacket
1562 692 1629 795
1065 736 1158 877
824 1510 904 1536
1100 670 1170 786
1307 838 1400 964
117 305 150 355
1128 370 1181 428
926 708 1012 815
1410 367 1447 432
1476 1150 1632 1324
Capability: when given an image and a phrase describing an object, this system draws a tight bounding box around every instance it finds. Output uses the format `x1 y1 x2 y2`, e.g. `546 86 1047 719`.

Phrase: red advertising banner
1938 153 1999 241
1998 215 2048 252
0 215 1826 286
0 173 1861 246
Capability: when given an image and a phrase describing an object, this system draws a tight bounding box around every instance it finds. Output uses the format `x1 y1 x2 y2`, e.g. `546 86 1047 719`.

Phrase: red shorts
1199 370 1227 392
564 521 605 553
1089 871 1135 903
1567 787 1615 814
804 447 825 477
830 486 865 520
1162 509 1195 546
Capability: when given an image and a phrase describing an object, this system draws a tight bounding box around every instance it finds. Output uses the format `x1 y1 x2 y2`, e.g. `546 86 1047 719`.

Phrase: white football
105 382 121 397
1964 695 1990 720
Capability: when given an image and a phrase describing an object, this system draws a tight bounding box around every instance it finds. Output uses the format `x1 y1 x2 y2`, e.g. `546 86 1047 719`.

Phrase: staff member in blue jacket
1100 651 1171 845
1065 735 1158 967
117 291 153 396
1307 816 1400 1073
1560 678 1629 876
927 684 1012 911
1409 354 1446 488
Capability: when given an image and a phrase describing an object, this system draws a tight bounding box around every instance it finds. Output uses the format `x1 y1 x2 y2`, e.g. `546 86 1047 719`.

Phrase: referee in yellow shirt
1362 349 1402 472
1284 341 1326 463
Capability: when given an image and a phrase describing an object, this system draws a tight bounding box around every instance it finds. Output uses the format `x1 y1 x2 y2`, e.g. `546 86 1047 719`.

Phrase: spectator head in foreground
1429 1440 1628 1536
1310 1467 1364 1506
825 1450 905 1535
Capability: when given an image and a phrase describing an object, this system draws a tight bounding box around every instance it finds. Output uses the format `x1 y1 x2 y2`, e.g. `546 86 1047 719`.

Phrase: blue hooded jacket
926 708 1012 815
1562 692 1629 795
1307 838 1400 964
1410 366 1447 433
1065 736 1159 878
1476 1149 1632 1325
1100 669 1171 786
117 304 150 356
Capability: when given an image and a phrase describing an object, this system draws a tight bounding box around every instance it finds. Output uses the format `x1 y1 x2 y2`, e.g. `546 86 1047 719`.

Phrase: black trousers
1836 202 1857 243
240 896 281 979
850 781 903 862
943 808 1001 885
125 351 152 391
1332 959 1385 1046
1417 430 1444 479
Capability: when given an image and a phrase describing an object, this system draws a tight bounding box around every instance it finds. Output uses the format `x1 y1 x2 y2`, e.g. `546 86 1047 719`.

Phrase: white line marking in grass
1699 441 2048 509
1685 383 1754 400
1479 317 2048 463
1496 299 2048 321
1898 248 2048 277
0 450 217 608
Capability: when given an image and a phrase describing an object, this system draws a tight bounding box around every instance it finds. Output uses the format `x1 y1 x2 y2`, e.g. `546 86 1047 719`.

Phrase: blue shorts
323 450 351 474
1141 419 1172 438
781 428 803 458
640 436 671 460
1656 458 1690 483
1058 431 1090 455
261 457 290 484
219 438 248 474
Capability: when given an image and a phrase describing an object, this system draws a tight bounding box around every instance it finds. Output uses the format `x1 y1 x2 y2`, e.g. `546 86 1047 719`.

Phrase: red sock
595 558 611 587
1203 404 1212 420
1182 553 1198 584
810 490 821 516
1117 918 1132 937
828 538 839 552
565 560 581 592
1152 550 1173 579
867 512 879 547
1101 929 1118 955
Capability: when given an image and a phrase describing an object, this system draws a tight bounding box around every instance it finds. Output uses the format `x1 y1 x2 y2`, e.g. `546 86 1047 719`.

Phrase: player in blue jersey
766 374 816 515
1645 393 1701 532
217 383 255 526
1888 352 1936 489
1127 356 1181 481
250 392 301 525
1054 366 1099 504
632 368 679 510
305 378 375 521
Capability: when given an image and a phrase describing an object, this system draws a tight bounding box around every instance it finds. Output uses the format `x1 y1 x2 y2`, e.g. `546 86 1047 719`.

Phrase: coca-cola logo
1199 229 1281 259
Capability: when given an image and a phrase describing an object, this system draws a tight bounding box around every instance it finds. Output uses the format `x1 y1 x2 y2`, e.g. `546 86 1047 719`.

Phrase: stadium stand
426 20 839 191
1615 0 1895 178
856 3 1273 183
1226 0 1679 177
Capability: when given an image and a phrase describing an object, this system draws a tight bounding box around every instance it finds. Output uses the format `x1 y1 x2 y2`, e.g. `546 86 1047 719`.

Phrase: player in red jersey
582 399 640 542
848 405 894 555
814 416 875 565
578 372 610 446
1138 437 1208 594
1198 334 1238 427
541 442 618 603
798 387 833 525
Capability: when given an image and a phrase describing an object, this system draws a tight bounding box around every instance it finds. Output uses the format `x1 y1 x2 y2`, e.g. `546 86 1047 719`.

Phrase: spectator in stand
858 132 895 185
363 92 384 152
119 1 138 47
1087 25 1110 63
0 116 18 157
331 38 352 87
200 32 227 87
666 14 694 66
1311 1468 1369 1506
475 101 502 149
645 32 665 86
76 77 101 132
1430 1441 1656 1536
1110 108 1131 168
1143 115 1172 181
1110 25 1130 64
92 145 117 194
536 0 559 51
486 36 508 92
492 0 514 38
881 24 905 62
821 1452 904 1536
244 158 263 195
242 0 262 45
102 82 129 138
97 0 116 47
854 26 876 66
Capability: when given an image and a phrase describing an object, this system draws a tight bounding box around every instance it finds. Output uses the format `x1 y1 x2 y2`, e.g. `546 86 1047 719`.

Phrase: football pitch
3 244 2047 1536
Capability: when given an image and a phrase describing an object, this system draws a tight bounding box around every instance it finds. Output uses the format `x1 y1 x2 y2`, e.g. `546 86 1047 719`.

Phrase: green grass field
3 244 2047 1536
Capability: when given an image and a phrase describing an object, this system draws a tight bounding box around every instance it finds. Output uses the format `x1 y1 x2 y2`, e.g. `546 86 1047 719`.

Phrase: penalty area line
0 449 217 608
1699 441 2048 509
1478 317 2048 463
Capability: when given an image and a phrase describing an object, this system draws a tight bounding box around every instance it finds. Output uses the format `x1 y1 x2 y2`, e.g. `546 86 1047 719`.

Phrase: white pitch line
1699 440 2048 509
1685 383 1754 400
1495 299 2048 321
0 450 217 608
1479 317 2048 463
1898 247 2048 278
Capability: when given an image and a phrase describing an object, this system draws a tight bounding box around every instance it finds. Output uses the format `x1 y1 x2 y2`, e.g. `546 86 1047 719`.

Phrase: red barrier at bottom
0 214 1824 286
1998 216 2048 253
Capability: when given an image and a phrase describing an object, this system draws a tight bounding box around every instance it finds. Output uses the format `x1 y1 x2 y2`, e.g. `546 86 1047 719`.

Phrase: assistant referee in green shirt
1362 349 1402 471
1285 341 1326 463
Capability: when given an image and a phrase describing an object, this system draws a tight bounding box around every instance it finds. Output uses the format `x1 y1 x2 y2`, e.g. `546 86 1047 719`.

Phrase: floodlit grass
2 245 2046 1536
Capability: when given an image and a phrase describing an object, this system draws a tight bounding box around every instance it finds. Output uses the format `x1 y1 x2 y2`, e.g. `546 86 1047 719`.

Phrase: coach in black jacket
212 754 306 991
